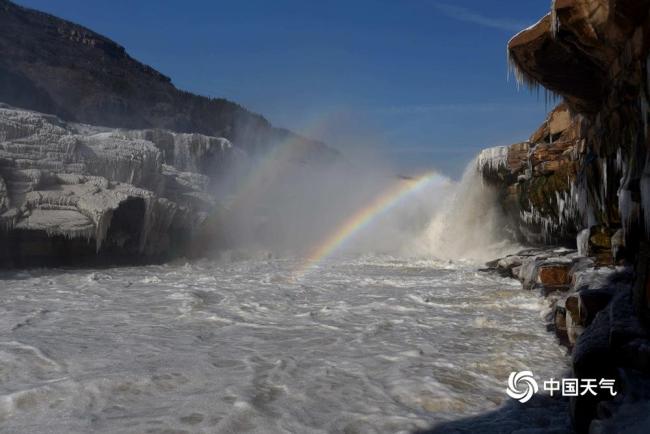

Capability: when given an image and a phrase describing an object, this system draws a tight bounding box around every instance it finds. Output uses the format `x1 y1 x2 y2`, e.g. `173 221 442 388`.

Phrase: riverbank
483 248 650 433
475 1 650 431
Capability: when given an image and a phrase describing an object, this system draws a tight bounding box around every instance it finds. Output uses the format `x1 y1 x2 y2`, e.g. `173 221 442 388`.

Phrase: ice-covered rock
477 104 584 245
118 129 240 177
476 145 509 176
480 2 650 430
0 0 339 164
0 104 235 266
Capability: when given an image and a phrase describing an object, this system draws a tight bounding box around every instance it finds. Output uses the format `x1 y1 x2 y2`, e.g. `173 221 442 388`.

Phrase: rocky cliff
0 104 239 267
0 0 342 267
478 102 583 247
479 1 650 432
0 0 336 162
480 0 650 301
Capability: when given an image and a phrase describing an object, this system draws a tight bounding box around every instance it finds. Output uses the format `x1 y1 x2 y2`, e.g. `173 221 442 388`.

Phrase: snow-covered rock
0 104 236 266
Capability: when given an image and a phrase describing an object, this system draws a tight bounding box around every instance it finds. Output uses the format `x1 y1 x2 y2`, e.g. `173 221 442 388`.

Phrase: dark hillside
0 0 336 161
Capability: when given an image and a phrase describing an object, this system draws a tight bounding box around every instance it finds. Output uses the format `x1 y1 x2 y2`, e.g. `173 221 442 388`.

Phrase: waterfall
413 157 518 262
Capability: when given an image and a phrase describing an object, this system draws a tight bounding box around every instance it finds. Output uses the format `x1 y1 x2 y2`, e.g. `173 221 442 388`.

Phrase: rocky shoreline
483 246 650 433
476 1 650 432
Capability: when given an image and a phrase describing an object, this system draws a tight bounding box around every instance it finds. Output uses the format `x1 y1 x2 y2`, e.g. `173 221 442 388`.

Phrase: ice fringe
515 175 591 244
0 104 231 257
119 129 235 175
477 146 508 174
507 13 562 107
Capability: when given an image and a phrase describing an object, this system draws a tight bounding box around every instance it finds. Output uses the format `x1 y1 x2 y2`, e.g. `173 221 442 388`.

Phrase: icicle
577 228 590 256
646 54 650 93
519 201 561 242
641 91 649 140
550 0 560 37
617 146 640 237
555 190 565 223
508 47 541 93
641 177 650 236
94 209 113 252
477 146 509 175
0 208 20 232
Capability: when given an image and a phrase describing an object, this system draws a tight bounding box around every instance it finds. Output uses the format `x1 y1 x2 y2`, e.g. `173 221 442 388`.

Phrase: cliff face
478 103 584 246
479 1 650 432
0 0 341 266
481 0 650 255
0 0 336 162
0 104 237 267
481 0 650 275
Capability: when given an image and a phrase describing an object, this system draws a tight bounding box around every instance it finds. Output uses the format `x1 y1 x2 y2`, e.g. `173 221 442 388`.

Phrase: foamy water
0 255 569 433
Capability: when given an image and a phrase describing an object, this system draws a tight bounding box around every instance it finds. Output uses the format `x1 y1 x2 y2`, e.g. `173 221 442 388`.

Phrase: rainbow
294 172 439 278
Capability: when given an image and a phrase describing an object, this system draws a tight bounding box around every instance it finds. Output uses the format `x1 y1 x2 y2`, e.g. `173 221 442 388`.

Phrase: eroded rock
481 0 650 430
0 104 236 266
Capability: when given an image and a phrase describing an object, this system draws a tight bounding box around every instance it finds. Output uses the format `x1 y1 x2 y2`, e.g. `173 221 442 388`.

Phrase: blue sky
17 0 550 177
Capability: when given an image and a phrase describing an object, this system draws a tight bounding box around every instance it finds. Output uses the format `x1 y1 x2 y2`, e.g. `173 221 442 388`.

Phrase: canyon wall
0 104 238 267
479 1 650 432
0 0 341 267
479 0 650 317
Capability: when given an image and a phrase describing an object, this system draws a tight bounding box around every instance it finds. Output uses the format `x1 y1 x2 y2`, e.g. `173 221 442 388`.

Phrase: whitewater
0 160 572 433
0 254 570 433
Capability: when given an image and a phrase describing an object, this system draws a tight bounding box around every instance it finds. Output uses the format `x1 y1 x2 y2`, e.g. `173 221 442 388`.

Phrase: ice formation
0 104 236 262
119 129 236 175
577 228 590 256
550 0 560 37
476 146 509 174
507 13 562 107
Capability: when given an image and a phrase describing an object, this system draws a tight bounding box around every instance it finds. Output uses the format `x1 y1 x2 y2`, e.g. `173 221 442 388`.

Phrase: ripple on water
0 256 570 433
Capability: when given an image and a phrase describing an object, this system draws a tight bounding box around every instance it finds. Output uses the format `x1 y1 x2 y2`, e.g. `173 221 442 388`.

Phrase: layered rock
481 0 650 257
480 1 650 432
485 246 650 433
0 104 237 267
510 0 650 301
478 103 584 246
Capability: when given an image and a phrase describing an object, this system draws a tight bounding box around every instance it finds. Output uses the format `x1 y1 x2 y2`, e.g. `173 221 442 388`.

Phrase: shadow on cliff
414 395 572 434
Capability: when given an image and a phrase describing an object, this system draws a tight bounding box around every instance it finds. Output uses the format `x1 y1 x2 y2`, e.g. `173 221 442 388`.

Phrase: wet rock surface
483 247 649 433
